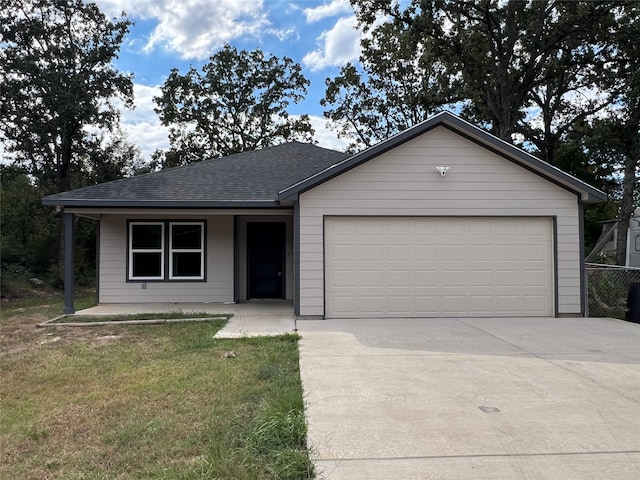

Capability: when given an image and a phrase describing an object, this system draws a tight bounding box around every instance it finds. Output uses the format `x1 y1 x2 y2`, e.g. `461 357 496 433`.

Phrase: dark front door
247 222 285 299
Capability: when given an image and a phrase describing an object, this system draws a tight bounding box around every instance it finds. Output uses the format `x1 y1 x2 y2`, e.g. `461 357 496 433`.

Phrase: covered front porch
60 208 296 315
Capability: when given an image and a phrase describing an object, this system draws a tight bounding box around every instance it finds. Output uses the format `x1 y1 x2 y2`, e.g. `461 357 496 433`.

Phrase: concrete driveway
297 317 640 479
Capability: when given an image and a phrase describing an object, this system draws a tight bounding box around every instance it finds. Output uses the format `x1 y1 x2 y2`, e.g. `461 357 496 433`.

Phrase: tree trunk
615 154 639 265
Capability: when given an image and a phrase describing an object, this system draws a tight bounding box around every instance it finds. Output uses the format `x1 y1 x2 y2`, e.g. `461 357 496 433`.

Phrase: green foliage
0 0 143 283
557 4 640 263
335 0 627 162
322 20 459 151
0 165 101 294
0 166 59 290
0 0 134 194
153 44 314 167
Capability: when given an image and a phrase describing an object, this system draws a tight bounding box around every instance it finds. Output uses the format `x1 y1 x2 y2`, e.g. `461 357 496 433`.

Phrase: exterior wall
629 215 640 268
236 215 294 300
594 211 640 268
99 214 233 303
298 126 582 317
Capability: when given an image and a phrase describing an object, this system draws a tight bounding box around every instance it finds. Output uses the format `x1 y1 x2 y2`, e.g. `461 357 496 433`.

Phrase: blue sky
94 0 370 159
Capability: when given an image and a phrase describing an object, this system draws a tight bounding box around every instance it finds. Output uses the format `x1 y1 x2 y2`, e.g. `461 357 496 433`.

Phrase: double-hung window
128 221 205 281
169 222 204 280
129 222 164 280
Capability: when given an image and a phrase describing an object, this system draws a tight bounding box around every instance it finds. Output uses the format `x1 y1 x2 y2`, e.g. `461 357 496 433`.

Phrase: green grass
0 318 313 479
1 289 97 320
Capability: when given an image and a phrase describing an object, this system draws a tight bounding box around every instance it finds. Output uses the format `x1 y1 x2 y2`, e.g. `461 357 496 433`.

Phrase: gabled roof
44 112 607 209
278 111 607 204
43 141 349 208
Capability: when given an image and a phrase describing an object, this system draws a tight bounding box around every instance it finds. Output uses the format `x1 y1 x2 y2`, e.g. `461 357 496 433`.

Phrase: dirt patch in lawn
1 313 141 356
0 299 312 480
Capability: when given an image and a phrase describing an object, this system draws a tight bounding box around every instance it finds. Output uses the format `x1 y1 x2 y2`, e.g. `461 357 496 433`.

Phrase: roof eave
438 115 607 204
42 198 284 209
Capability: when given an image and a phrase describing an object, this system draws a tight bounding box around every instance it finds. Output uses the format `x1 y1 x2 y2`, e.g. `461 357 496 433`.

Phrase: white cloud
120 84 169 160
303 0 352 22
95 0 270 59
308 115 350 152
264 26 299 42
303 16 361 72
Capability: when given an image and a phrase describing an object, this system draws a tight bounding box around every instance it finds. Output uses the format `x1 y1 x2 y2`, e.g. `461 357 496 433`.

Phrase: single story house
43 112 606 318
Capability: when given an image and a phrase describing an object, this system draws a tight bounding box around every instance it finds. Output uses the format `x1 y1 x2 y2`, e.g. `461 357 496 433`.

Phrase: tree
608 3 640 266
326 0 623 164
80 131 150 185
0 166 49 268
566 3 640 264
153 44 314 167
597 117 640 266
0 0 134 194
0 0 134 282
322 20 460 152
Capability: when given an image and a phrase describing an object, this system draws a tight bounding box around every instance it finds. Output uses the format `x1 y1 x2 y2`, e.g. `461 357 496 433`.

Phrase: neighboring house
586 208 640 268
43 112 606 318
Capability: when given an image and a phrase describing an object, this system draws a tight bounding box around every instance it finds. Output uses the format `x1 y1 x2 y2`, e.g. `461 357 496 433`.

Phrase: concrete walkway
75 301 297 338
297 317 640 480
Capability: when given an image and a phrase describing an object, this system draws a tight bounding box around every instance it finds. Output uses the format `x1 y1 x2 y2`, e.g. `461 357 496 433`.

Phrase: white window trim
129 222 165 280
169 222 205 280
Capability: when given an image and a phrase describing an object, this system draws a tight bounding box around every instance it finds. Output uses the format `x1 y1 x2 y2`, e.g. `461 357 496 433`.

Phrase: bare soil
1 313 132 356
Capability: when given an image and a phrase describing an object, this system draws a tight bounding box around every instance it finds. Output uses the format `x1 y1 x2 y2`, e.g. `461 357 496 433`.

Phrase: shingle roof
43 141 349 207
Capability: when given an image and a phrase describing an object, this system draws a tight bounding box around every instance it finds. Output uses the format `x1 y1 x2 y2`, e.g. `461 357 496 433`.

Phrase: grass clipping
0 321 313 480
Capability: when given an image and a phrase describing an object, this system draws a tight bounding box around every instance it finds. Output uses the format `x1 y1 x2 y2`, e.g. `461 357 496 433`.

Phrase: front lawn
0 310 313 479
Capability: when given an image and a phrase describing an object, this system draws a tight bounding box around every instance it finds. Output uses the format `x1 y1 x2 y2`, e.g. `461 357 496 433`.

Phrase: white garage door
325 217 554 318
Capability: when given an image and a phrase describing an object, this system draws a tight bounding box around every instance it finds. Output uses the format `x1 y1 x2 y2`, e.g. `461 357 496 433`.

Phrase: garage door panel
360 296 384 313
325 217 554 318
388 270 411 285
332 271 356 287
441 220 466 235
469 270 493 286
415 270 438 285
414 246 438 260
359 270 383 286
388 245 411 260
441 295 467 313
388 296 413 313
522 270 547 286
332 245 357 260
469 244 493 259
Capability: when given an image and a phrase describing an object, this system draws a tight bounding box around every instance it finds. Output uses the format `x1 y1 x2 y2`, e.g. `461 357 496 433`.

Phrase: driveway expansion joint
316 450 640 462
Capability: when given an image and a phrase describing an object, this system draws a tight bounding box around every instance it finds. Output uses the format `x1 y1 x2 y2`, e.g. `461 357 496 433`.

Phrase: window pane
172 252 202 277
132 252 162 277
132 224 162 249
172 224 202 249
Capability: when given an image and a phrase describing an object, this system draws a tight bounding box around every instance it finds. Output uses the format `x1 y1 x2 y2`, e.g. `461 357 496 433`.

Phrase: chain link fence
585 263 640 318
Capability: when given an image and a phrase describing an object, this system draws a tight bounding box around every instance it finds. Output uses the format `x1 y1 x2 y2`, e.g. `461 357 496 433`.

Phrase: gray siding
298 126 582 317
99 214 233 303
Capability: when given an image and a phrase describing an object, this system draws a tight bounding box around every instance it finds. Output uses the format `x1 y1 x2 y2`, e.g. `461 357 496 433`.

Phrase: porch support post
293 200 300 317
63 212 75 314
